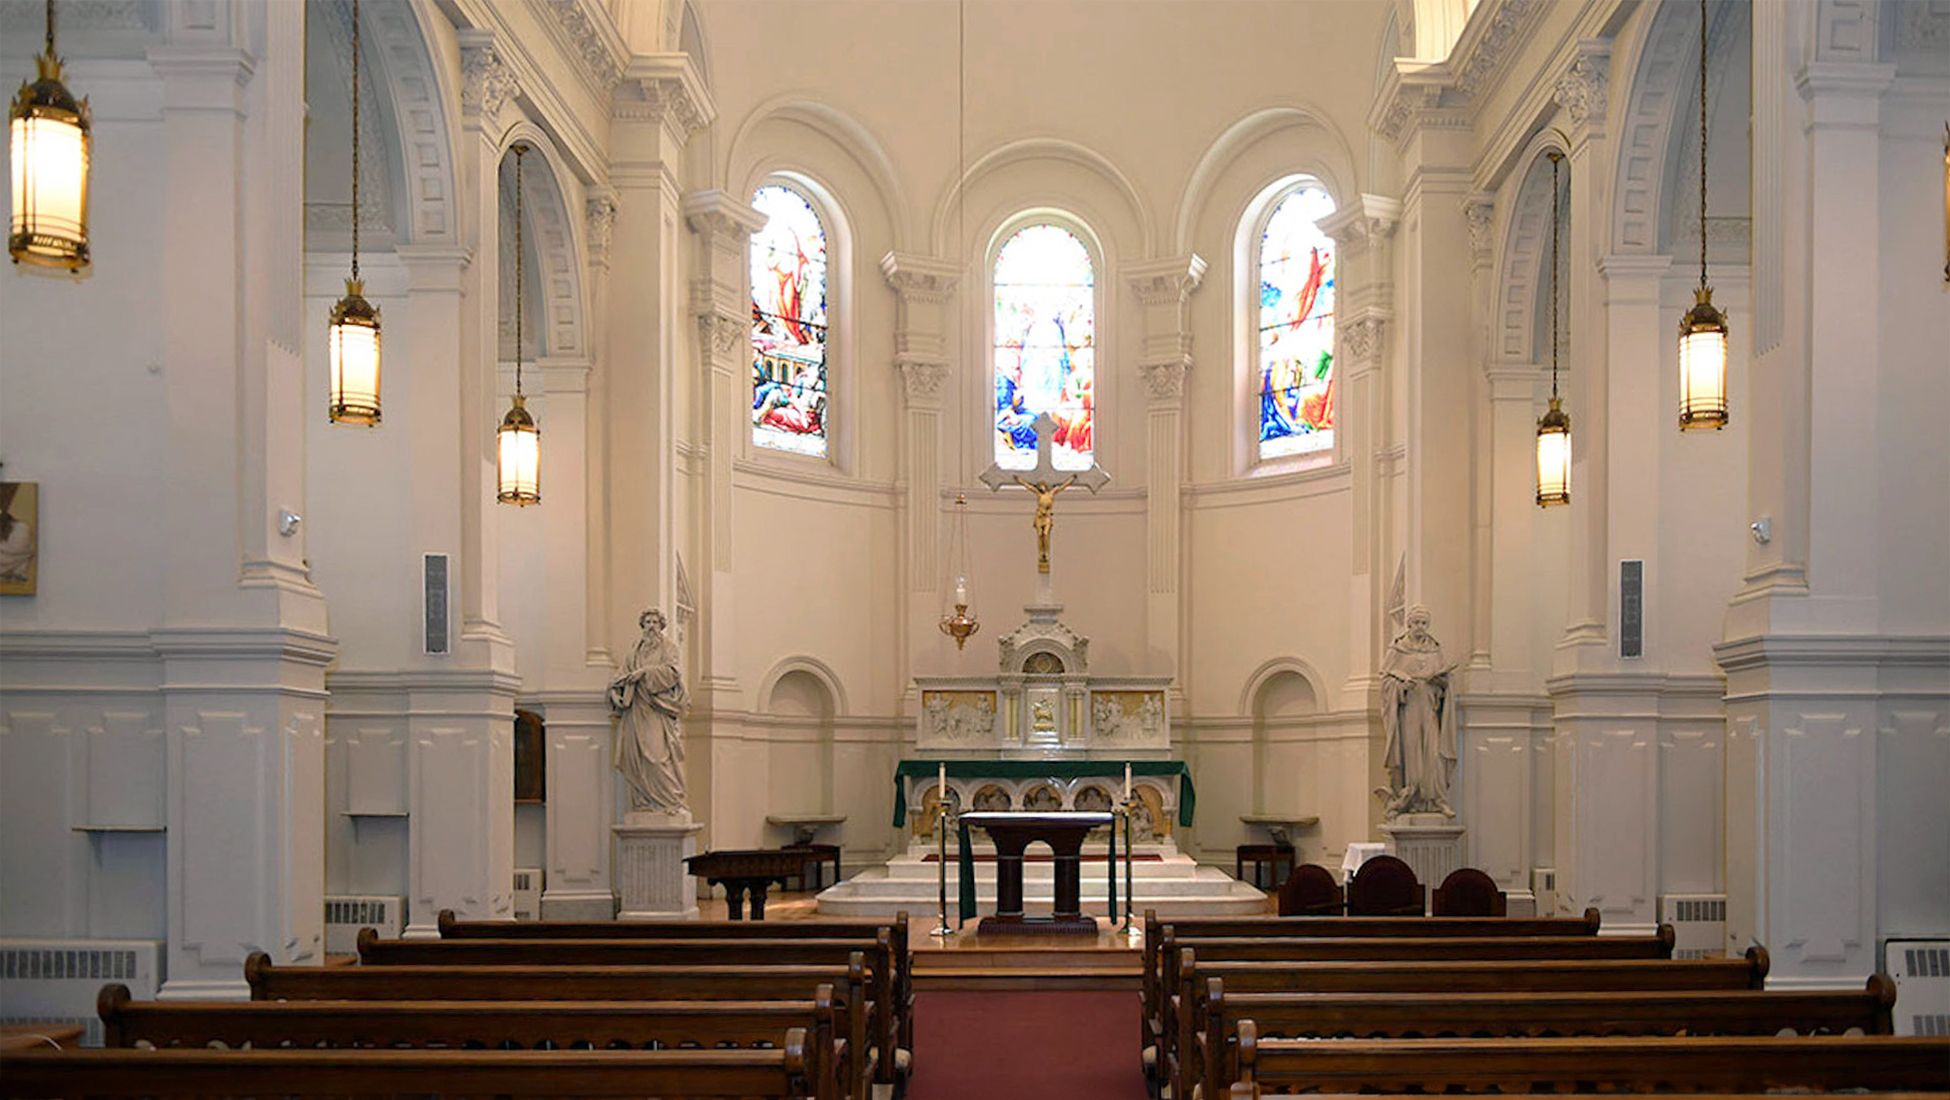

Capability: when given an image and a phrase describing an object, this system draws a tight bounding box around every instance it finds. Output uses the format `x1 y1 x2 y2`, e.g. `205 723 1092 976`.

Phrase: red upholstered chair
1345 854 1425 916
1276 863 1344 916
1432 866 1507 916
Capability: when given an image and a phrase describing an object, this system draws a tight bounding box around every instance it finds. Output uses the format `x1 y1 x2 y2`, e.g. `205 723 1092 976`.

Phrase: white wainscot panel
551 731 607 884
1579 727 1654 921
85 711 165 827
344 724 406 814
1659 726 1723 895
1878 709 1949 935
178 712 264 970
1 710 76 933
411 726 491 918
1780 712 1873 965
1465 733 1530 889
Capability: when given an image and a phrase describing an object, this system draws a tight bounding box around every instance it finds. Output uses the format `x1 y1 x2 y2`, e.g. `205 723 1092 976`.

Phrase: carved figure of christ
979 412 1110 575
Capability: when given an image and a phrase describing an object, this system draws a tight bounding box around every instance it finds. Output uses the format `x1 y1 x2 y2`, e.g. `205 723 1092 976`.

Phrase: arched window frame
983 209 1107 474
748 173 852 471
1243 176 1341 472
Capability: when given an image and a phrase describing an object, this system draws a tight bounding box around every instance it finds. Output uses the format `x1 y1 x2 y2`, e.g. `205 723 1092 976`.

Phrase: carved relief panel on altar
921 690 999 749
1089 690 1167 749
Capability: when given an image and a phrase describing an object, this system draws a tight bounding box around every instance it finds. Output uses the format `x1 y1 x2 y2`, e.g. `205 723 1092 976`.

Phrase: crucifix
979 412 1110 577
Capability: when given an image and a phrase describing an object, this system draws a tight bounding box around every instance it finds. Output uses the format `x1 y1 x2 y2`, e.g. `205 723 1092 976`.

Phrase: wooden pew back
1224 1022 1950 1097
0 1044 815 1098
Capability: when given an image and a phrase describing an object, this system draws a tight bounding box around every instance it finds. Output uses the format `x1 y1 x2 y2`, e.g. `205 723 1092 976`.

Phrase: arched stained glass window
1257 185 1337 460
750 184 829 457
993 224 1094 471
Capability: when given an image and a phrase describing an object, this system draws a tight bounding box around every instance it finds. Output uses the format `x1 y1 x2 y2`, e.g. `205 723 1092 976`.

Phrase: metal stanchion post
930 800 955 938
1120 797 1137 936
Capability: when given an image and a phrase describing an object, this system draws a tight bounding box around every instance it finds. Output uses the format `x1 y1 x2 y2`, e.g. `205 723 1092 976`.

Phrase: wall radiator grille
1658 894 1727 959
513 868 542 922
0 939 161 1047
324 895 404 955
1889 940 1950 1038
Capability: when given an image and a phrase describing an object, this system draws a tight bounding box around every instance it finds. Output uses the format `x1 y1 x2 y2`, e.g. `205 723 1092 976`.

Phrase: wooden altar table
956 811 1115 935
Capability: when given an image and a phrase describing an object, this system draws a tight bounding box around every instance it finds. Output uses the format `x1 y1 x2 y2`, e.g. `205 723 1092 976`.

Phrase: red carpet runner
905 990 1150 1100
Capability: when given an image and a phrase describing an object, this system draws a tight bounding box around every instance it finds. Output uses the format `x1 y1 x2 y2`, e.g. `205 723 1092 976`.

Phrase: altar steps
911 944 1142 992
815 844 1270 920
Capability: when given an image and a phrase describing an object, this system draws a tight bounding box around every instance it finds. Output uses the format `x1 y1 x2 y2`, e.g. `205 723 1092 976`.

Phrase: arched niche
1241 658 1326 816
759 659 845 818
497 130 588 366
1492 138 1572 371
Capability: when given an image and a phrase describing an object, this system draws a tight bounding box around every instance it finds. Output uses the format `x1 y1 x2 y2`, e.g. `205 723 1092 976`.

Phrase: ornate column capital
1551 40 1612 134
883 252 963 406
897 361 951 404
458 31 518 128
1127 255 1206 402
1369 62 1468 151
1341 314 1391 374
585 186 619 268
614 54 715 143
1125 254 1207 306
1137 361 1188 402
1319 195 1404 253
881 252 963 303
1463 192 1496 267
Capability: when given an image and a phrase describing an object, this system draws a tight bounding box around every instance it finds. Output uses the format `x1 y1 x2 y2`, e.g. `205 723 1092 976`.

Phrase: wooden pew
1138 906 1603 1064
1155 946 1768 1100
357 926 904 1088
0 1043 816 1098
100 982 857 1100
436 906 914 1059
1196 974 1898 1100
251 949 893 1092
1223 1021 1950 1097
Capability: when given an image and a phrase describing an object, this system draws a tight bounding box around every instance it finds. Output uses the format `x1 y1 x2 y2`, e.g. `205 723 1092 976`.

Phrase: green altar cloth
891 759 1196 828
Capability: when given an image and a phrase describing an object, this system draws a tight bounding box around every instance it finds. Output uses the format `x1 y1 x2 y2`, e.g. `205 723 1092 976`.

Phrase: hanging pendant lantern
328 0 381 424
1678 0 1728 431
10 0 91 271
497 144 540 506
1536 151 1571 507
938 494 979 649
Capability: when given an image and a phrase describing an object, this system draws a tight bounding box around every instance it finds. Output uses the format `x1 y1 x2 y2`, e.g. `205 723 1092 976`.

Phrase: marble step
832 872 1247 900
815 865 1268 919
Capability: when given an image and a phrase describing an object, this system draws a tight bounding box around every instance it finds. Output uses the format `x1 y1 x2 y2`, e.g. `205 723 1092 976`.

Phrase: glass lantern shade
9 55 90 271
1678 286 1729 430
496 394 541 506
1535 398 1571 507
327 279 382 425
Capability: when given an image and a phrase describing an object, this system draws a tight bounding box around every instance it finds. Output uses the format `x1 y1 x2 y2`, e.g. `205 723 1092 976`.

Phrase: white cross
978 413 1110 575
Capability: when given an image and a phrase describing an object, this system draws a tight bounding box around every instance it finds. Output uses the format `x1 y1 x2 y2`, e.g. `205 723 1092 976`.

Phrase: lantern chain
514 144 525 400
44 0 55 60
1549 151 1561 403
1698 0 1708 291
350 0 361 282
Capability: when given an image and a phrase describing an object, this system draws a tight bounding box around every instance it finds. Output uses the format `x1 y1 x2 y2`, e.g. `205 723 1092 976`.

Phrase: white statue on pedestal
1376 605 1458 819
610 608 689 815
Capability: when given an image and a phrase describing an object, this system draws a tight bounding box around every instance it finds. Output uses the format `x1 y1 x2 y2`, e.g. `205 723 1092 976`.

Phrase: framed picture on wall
0 482 38 597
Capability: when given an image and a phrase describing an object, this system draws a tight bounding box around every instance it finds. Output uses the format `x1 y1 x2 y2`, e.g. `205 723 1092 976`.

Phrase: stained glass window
750 184 829 457
1257 185 1337 460
993 224 1094 471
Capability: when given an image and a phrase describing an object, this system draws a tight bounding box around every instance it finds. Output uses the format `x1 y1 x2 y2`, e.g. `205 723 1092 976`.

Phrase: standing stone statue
1376 605 1458 818
610 608 689 815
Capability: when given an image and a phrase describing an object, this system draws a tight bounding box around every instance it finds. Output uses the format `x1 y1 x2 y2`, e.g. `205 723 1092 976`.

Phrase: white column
149 1 335 996
1718 0 1898 987
1127 255 1205 682
883 252 962 681
584 187 619 668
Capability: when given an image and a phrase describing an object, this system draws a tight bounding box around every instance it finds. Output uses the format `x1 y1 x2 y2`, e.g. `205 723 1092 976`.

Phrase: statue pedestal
1379 815 1467 892
613 812 702 920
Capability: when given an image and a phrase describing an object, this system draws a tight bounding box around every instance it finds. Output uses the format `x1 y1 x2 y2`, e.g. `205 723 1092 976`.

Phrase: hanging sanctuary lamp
10 0 91 270
497 144 541 506
1536 150 1571 507
327 0 381 425
936 5 977 649
1677 0 1728 430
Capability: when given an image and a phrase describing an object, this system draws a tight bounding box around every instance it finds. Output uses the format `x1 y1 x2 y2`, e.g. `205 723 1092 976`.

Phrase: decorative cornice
1370 61 1454 146
1318 195 1403 247
615 54 714 138
881 252 963 303
584 186 618 267
1551 40 1612 130
458 31 518 122
683 189 767 241
1137 361 1188 402
534 0 627 92
1125 254 1207 305
1451 0 1550 97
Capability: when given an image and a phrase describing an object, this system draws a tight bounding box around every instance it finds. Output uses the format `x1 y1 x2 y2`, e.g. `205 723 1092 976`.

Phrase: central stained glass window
1257 185 1337 460
750 184 829 457
993 224 1094 471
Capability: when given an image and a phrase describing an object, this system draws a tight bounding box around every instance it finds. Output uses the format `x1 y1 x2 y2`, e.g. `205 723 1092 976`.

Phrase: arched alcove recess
1175 105 1358 257
931 137 1154 259
497 125 588 363
760 658 845 817
374 0 460 244
1492 136 1572 370
1240 658 1326 816
724 97 910 253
